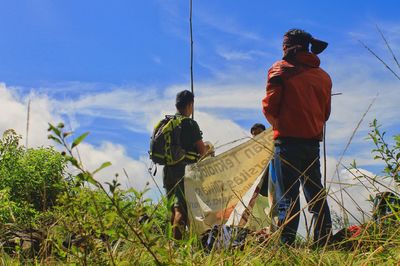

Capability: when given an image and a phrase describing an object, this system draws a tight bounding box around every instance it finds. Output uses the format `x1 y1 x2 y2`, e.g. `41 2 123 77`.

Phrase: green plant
2 121 400 266
0 188 37 223
368 119 400 184
47 122 165 265
0 129 67 222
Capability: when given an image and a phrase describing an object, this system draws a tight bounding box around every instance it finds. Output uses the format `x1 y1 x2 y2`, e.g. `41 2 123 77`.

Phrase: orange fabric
262 51 332 140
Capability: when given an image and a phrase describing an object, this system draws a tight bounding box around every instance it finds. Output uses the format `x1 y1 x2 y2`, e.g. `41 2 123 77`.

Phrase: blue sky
0 0 398 86
0 0 398 87
0 1 397 85
0 0 399 211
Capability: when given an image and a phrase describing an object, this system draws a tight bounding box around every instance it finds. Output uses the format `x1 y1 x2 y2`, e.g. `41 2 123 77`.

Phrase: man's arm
186 119 209 157
195 140 209 157
262 77 283 127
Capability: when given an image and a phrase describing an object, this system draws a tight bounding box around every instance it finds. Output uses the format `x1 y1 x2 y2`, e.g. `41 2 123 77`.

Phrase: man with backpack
262 29 332 246
152 90 209 240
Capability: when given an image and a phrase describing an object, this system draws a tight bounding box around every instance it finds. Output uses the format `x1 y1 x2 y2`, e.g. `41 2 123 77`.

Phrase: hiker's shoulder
181 117 199 128
268 60 295 79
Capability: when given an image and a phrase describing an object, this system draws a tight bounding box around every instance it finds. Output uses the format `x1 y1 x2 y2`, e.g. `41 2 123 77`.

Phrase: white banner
184 129 274 234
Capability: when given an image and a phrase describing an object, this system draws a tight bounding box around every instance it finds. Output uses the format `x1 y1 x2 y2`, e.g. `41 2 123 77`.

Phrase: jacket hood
293 51 320 67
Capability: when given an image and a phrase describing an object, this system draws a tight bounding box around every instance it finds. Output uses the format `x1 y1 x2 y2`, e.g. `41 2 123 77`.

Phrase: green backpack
149 115 198 166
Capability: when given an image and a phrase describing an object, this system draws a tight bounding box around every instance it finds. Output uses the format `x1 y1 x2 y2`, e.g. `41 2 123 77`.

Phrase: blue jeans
274 140 332 245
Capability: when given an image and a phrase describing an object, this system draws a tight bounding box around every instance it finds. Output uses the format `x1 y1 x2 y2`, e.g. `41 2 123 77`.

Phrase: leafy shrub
0 188 38 223
0 129 67 223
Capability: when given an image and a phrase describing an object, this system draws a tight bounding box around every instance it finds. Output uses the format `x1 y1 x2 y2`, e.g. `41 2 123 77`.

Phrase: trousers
274 139 332 245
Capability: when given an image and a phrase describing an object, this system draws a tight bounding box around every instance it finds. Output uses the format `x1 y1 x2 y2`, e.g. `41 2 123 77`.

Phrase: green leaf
368 194 374 202
47 135 62 145
350 160 357 168
68 156 80 168
86 174 98 186
71 132 89 149
76 173 86 181
93 161 112 175
62 132 73 138
394 135 400 146
48 123 61 137
148 236 162 247
76 172 98 186
370 135 378 145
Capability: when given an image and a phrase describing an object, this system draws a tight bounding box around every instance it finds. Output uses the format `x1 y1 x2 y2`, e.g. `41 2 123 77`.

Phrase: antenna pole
189 0 194 119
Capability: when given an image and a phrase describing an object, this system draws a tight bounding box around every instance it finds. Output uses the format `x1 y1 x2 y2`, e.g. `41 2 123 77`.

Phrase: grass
0 118 398 265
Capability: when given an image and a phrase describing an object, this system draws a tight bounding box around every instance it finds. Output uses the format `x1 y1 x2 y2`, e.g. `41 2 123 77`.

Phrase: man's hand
195 140 215 158
204 141 215 157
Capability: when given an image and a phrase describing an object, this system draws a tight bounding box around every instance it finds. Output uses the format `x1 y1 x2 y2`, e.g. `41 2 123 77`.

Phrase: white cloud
219 50 253 61
0 83 255 198
318 48 400 167
77 142 155 191
57 88 165 133
0 83 160 195
0 84 30 139
53 81 266 136
0 83 62 147
196 10 263 41
217 49 270 61
194 111 249 153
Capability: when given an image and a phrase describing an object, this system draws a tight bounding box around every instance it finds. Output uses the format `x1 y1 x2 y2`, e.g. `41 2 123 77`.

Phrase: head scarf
282 29 328 60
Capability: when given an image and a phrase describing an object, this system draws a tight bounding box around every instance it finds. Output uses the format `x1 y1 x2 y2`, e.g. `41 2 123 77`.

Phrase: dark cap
283 29 328 57
175 90 194 110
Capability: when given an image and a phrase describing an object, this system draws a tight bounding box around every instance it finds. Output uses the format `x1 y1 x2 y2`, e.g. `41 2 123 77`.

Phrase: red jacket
262 51 332 140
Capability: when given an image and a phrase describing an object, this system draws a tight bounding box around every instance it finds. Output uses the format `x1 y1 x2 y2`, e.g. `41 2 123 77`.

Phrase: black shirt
180 116 202 154
163 115 202 187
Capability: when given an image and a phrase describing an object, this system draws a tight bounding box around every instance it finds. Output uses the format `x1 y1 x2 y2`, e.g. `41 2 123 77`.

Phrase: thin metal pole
26 99 31 148
323 92 341 187
189 0 194 119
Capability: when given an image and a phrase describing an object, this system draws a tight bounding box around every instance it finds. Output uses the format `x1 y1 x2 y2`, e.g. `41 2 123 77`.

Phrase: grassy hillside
0 122 399 265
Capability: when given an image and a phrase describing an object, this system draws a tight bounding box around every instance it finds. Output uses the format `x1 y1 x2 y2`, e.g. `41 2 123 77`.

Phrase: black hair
284 28 312 51
250 123 266 134
175 90 194 110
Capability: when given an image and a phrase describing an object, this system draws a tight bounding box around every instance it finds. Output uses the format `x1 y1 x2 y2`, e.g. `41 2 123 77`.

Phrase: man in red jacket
262 29 332 246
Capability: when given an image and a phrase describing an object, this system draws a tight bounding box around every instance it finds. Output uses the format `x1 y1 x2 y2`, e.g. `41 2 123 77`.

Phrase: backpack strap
185 151 199 162
167 115 200 165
